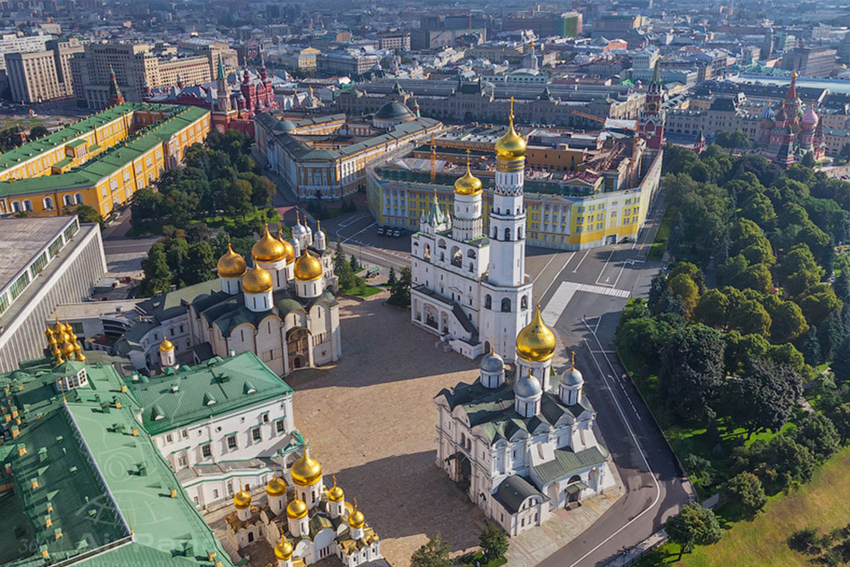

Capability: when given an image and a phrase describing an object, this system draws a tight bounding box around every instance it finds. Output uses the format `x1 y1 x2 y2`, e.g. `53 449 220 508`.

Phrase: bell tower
639 62 665 150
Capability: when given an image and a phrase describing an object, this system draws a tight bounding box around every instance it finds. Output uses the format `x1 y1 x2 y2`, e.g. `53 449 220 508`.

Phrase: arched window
485 295 492 309
505 227 511 241
519 228 524 240
63 194 73 207
451 246 462 267
43 197 54 210
521 295 528 310
12 201 21 213
437 239 447 249
501 298 511 313
492 227 498 239
74 193 84 205
506 208 512 215
424 243 431 261
23 200 32 211
467 249 476 259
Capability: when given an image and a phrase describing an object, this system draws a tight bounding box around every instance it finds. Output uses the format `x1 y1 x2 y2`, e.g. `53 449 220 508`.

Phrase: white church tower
480 99 534 361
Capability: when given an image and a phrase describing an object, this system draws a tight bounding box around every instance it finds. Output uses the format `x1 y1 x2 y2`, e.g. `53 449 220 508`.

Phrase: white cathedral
426 106 615 537
410 105 533 362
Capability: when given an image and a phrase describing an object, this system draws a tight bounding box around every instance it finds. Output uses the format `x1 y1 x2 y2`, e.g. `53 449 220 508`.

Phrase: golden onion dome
327 484 344 502
278 229 296 264
159 336 175 352
61 342 76 356
252 224 287 263
495 103 526 161
266 476 287 497
454 160 482 196
516 304 557 363
233 489 251 510
286 498 308 519
57 331 70 344
274 539 293 560
73 342 81 353
46 332 57 345
217 243 247 278
293 251 323 282
50 346 62 359
52 320 64 334
349 509 365 529
76 352 86 363
290 447 322 486
242 262 274 294
63 321 74 333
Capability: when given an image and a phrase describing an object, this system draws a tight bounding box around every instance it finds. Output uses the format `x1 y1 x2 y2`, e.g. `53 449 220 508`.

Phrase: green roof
0 105 209 198
0 358 234 567
532 446 608 485
130 351 293 436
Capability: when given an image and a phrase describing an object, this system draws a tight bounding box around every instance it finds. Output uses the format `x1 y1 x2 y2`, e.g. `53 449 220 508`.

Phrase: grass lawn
638 447 850 567
648 207 674 261
341 283 384 298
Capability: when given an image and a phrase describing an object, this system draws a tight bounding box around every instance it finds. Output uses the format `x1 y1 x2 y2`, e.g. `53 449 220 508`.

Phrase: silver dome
561 368 584 387
480 352 505 373
514 374 542 398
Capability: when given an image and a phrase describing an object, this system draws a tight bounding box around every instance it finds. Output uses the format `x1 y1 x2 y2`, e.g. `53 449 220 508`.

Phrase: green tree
798 284 842 326
388 267 412 308
741 193 777 229
727 298 772 337
666 273 700 317
387 267 397 286
826 402 850 443
71 204 103 225
165 238 189 282
183 241 216 285
714 129 752 149
725 358 802 438
765 436 815 492
694 289 730 329
793 413 841 464
831 337 850 382
139 242 172 297
664 503 723 560
766 299 809 343
411 534 452 567
722 472 767 518
660 324 726 421
27 125 49 141
479 524 509 562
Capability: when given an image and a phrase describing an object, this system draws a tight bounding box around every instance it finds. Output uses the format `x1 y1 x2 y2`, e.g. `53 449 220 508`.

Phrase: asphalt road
332 192 695 566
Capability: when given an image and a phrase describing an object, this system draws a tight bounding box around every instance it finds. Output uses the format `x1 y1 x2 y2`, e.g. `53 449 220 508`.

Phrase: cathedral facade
410 103 533 363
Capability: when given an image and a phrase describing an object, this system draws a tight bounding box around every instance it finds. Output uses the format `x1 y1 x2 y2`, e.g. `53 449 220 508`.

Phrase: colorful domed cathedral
410 100 534 362
224 446 384 567
431 104 614 537
186 218 341 376
756 72 826 168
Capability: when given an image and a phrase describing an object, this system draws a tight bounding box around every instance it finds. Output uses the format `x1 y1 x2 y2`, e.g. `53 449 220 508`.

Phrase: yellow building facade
0 103 210 219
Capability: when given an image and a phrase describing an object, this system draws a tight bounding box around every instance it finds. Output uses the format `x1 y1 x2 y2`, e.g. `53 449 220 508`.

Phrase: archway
287 327 310 370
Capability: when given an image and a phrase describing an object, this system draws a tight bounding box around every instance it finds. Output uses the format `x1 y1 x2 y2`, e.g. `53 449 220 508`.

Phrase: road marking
535 252 560 284
595 250 615 286
572 249 590 273
542 282 630 324
341 222 376 244
537 253 574 303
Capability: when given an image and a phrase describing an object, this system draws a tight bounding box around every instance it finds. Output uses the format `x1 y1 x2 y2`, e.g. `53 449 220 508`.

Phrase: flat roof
0 216 75 292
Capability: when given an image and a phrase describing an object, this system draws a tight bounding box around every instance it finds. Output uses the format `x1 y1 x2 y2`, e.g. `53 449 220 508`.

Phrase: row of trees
411 526 508 567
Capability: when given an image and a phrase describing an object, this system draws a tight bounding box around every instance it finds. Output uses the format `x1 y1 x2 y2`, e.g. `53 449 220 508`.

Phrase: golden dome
52 320 64 334
63 321 74 334
274 539 293 560
252 224 287 263
286 498 308 519
57 331 69 344
46 332 57 345
267 475 287 497
278 229 296 264
290 447 322 486
50 346 61 359
76 352 86 363
217 243 247 278
516 304 556 362
495 100 526 161
327 476 344 502
349 509 365 529
293 251 323 282
61 342 76 356
454 156 482 196
233 489 252 510
159 336 174 352
242 262 274 294
73 342 81 353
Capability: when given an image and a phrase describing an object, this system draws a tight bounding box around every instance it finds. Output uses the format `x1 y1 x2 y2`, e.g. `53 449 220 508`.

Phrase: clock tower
639 62 665 150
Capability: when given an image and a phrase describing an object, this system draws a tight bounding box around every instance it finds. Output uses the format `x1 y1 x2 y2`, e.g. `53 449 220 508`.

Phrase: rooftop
0 216 75 293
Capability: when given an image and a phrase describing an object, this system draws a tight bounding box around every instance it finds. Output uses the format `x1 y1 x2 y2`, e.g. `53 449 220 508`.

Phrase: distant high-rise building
70 43 214 109
6 38 83 104
0 33 51 71
505 10 582 38
782 46 838 77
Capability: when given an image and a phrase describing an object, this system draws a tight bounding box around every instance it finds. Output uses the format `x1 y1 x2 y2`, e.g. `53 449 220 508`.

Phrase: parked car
377 226 385 236
393 229 402 237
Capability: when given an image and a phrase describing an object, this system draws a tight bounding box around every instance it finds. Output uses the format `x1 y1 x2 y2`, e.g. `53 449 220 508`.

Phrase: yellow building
0 103 210 219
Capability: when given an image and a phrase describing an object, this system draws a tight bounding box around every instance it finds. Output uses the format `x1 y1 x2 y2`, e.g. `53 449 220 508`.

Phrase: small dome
294 251 323 282
515 374 542 398
52 320 65 335
760 105 775 120
286 498 308 519
561 368 584 387
252 224 287 263
292 221 309 238
374 101 415 121
516 305 556 362
274 539 293 560
277 229 296 263
349 509 365 529
454 161 482 196
217 243 247 278
480 351 505 373
266 475 287 497
802 106 819 125
63 321 74 333
233 489 251 510
242 262 273 294
274 119 297 132
328 484 345 502
62 342 76 356
290 447 322 486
